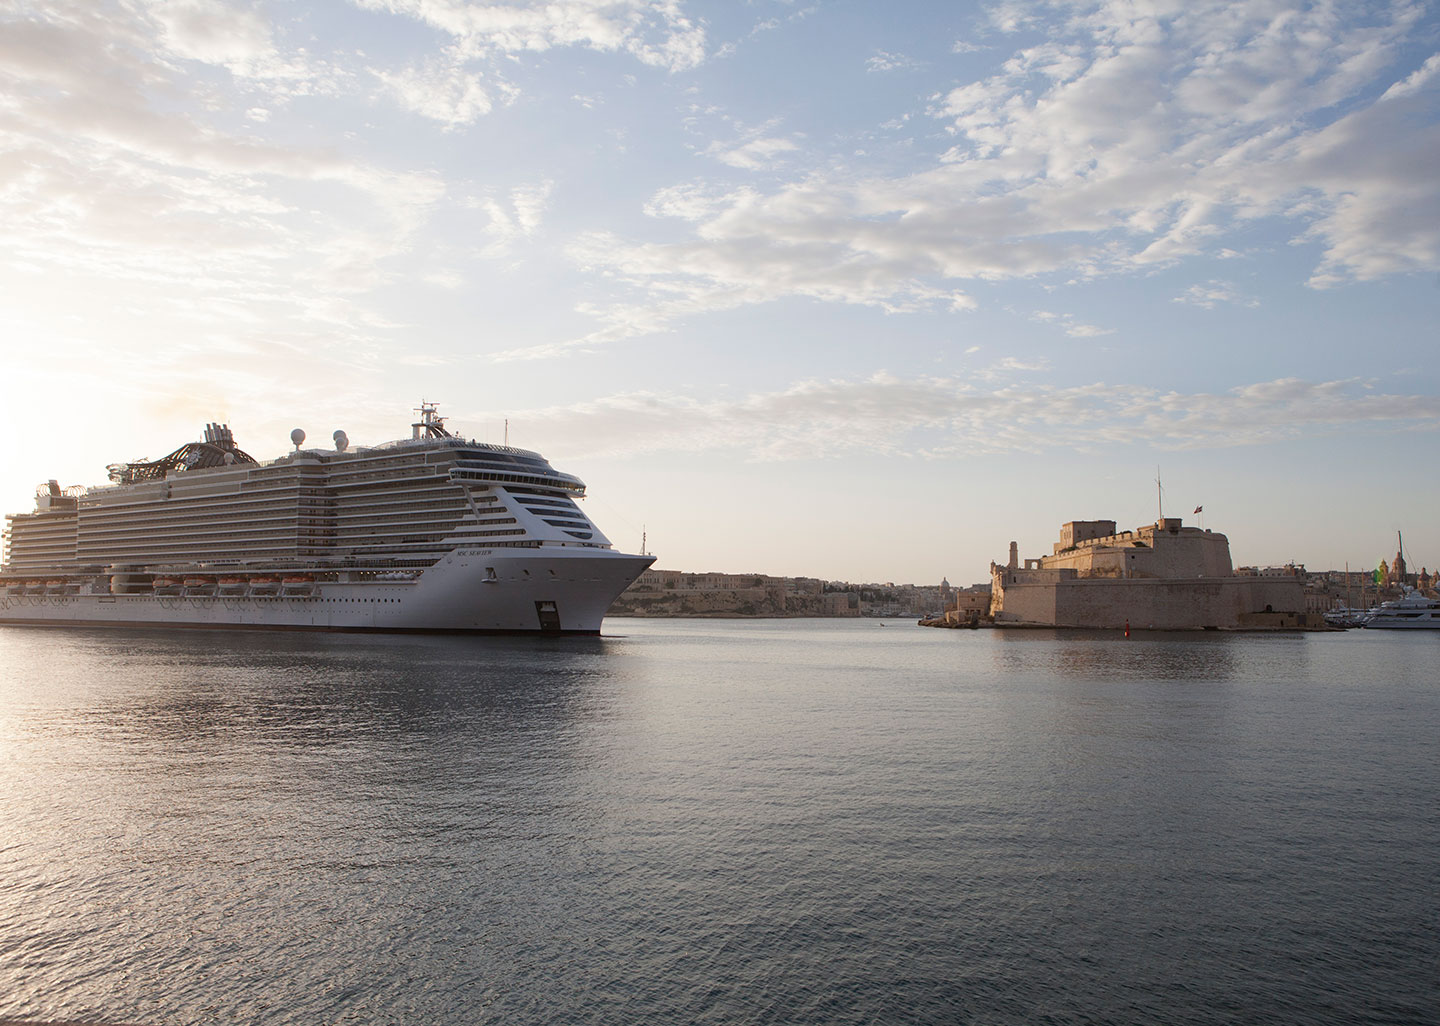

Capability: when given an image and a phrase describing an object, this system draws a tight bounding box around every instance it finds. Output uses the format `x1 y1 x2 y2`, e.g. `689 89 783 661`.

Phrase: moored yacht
1362 589 1440 630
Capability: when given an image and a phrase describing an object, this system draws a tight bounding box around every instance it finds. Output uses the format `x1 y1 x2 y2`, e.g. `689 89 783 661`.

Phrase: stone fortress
989 517 1315 629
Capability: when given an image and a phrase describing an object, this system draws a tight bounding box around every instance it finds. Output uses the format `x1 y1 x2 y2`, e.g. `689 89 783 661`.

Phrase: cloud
1173 280 1259 309
866 51 922 73
0 0 447 351
350 0 708 72
148 0 277 72
467 180 555 256
1032 310 1113 337
543 1 1439 353
373 57 497 127
356 0 712 124
705 136 799 169
985 1 1041 35
506 375 1440 462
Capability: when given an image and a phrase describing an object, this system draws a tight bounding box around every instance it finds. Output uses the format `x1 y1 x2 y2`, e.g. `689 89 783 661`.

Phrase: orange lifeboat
281 573 315 595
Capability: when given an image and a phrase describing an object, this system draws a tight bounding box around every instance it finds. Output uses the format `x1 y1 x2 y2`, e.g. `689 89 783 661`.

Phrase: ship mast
411 401 452 440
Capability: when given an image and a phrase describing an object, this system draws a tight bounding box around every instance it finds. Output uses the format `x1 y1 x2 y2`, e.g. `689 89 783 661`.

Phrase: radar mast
411 401 453 440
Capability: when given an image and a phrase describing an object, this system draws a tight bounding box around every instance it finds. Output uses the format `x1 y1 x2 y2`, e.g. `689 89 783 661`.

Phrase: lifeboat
184 575 216 595
281 573 315 596
249 575 280 595
217 575 247 595
152 576 183 593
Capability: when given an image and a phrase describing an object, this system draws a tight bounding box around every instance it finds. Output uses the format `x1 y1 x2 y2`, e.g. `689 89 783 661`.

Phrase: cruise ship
0 404 653 634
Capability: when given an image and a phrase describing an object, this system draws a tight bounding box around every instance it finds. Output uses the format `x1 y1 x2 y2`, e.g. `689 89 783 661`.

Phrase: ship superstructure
0 404 653 633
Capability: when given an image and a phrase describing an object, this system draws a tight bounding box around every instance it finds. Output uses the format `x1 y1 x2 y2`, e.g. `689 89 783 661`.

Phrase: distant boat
1323 605 1372 629
1362 589 1440 630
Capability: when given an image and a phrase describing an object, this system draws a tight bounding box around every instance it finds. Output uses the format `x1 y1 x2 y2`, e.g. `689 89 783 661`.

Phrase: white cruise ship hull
0 548 653 635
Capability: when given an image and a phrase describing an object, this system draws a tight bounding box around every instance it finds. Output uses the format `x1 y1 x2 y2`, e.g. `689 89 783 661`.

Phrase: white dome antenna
333 430 349 452
290 428 306 450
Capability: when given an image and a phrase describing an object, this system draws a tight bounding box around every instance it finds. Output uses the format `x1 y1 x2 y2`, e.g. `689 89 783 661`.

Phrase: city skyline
2 0 1437 583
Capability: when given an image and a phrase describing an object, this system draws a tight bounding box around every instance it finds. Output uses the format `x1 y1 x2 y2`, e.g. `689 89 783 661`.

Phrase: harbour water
1 621 1435 1025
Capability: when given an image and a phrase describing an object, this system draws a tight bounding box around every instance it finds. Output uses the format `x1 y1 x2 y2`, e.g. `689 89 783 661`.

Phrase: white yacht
1362 589 1440 630
1322 605 1374 629
0 404 653 634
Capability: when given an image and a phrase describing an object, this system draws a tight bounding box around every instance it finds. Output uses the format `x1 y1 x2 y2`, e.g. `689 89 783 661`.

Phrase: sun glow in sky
2 0 1438 583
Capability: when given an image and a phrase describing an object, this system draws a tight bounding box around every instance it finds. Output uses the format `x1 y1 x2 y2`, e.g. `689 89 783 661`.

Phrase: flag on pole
1193 505 1203 514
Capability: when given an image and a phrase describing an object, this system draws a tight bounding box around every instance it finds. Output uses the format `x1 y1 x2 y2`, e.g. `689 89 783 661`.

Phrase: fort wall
991 517 1312 630
993 574 1310 629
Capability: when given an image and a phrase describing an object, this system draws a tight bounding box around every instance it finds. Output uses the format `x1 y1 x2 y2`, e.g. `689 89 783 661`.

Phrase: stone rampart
993 576 1309 629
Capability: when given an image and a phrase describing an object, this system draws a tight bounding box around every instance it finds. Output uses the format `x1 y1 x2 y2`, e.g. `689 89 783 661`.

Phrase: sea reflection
988 629 1258 682
66 629 617 744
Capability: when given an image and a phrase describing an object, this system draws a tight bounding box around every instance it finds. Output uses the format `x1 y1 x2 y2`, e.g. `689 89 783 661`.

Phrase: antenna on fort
505 418 509 446
1156 466 1164 520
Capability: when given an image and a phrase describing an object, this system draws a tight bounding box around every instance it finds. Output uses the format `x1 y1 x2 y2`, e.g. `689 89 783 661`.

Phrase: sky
1 0 1438 585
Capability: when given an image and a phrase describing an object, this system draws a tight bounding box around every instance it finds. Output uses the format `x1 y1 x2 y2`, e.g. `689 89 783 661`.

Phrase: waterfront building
612 569 854 617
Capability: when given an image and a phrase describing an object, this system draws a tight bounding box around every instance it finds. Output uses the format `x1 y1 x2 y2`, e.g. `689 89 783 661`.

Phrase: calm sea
0 620 1435 1025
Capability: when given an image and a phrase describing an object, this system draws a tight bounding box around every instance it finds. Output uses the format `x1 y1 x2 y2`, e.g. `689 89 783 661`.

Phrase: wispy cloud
705 136 800 170
1032 310 1113 337
467 180 555 257
1173 280 1259 309
372 57 499 127
350 0 708 72
866 51 922 73
508 375 1440 462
